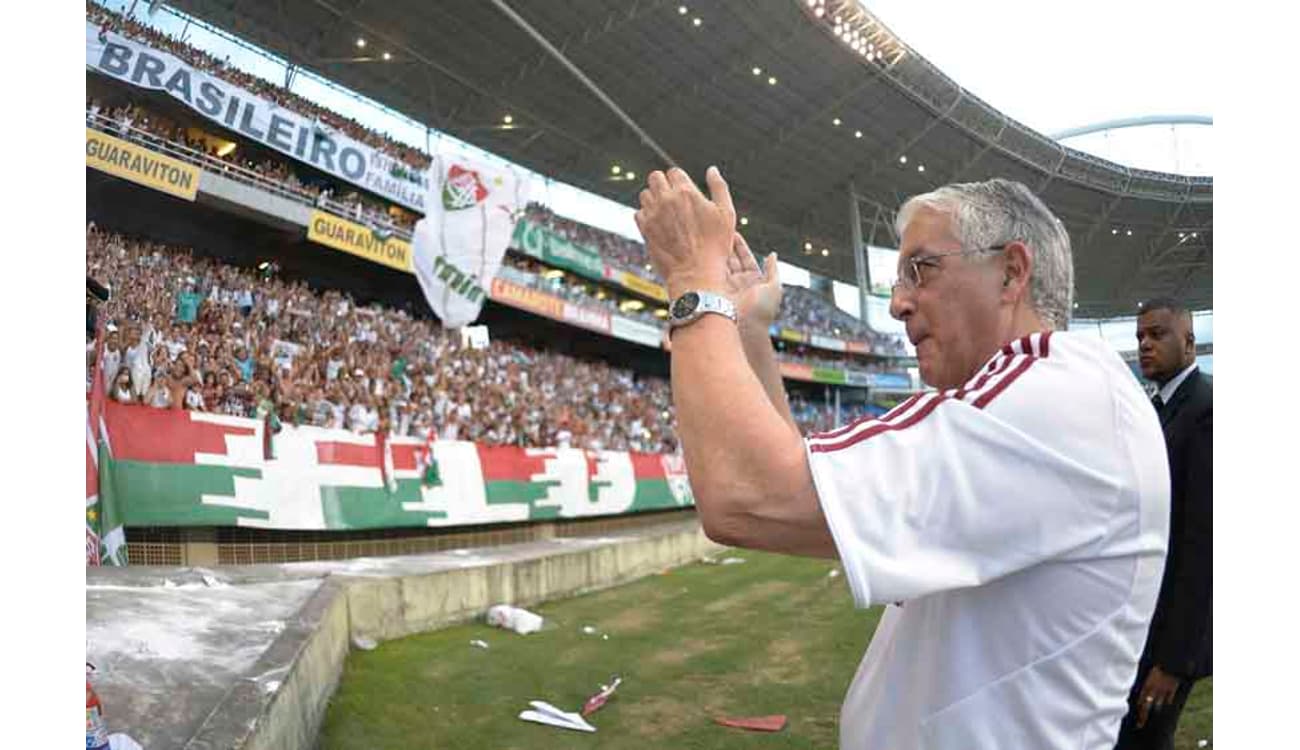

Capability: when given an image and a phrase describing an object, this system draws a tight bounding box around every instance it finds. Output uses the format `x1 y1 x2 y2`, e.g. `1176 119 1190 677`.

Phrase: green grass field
319 551 1211 749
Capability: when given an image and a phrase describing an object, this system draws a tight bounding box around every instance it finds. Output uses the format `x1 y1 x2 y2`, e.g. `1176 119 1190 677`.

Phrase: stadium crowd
86 226 679 452
87 226 886 447
89 2 430 173
87 97 418 231
87 1 905 353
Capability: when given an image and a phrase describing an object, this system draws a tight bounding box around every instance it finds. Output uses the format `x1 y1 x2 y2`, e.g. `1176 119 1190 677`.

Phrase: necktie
1151 393 1164 413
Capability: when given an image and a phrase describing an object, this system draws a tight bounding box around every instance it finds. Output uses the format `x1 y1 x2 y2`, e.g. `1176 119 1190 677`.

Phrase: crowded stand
522 202 907 355
87 0 906 354
89 2 430 173
86 96 418 232
788 394 879 435
88 222 891 446
87 226 682 452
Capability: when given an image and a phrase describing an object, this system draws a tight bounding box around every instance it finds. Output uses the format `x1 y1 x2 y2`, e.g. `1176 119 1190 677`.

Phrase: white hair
895 178 1074 329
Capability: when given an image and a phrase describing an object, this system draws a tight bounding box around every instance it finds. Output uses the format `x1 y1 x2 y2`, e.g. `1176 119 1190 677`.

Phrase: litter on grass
581 676 623 716
486 604 544 635
720 557 747 566
714 714 787 732
519 700 597 733
581 625 598 635
351 636 377 651
469 639 489 649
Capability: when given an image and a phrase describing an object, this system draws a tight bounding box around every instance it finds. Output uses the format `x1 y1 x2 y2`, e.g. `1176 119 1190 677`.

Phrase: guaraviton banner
86 127 199 201
86 21 428 213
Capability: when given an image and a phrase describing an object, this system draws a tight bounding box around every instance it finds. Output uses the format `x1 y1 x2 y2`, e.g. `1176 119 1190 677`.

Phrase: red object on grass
714 715 788 732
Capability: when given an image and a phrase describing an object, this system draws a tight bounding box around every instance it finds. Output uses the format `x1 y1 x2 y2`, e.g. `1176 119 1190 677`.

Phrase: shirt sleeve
805 351 1125 607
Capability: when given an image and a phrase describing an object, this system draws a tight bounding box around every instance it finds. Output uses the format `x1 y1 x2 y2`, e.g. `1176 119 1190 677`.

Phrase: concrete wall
343 523 719 643
183 579 350 750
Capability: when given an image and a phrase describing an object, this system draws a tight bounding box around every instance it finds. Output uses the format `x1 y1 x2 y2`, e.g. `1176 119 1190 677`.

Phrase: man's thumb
764 252 780 284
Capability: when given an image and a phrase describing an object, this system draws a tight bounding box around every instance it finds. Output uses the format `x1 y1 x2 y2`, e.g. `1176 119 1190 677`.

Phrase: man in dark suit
1115 298 1213 749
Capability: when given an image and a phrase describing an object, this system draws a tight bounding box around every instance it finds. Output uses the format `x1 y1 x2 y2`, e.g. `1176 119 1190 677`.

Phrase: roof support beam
486 0 677 167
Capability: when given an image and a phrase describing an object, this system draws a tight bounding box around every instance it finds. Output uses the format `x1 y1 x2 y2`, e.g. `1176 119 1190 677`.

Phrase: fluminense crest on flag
413 151 530 328
442 164 489 210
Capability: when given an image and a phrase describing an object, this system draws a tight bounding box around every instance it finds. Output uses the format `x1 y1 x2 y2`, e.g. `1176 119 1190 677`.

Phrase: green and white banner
97 402 692 533
86 21 429 212
510 217 606 279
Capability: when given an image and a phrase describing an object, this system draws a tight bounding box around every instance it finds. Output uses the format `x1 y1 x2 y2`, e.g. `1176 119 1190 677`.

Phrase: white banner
810 334 848 352
412 152 529 328
86 22 429 213
611 316 664 348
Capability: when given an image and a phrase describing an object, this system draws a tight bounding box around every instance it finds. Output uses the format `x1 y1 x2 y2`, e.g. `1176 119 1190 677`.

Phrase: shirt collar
1158 361 1198 404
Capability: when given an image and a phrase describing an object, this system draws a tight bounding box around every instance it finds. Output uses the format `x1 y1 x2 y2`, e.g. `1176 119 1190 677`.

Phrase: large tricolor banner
85 21 428 213
412 153 528 328
97 403 692 532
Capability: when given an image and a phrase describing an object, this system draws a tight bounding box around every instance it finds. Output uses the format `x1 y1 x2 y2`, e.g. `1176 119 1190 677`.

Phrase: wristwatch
668 290 737 332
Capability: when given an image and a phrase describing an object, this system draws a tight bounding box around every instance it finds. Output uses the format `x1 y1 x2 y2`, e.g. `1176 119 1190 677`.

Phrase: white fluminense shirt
805 331 1169 749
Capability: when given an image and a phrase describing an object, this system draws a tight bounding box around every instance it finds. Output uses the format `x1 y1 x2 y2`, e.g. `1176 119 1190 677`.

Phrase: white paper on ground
518 700 597 732
109 734 143 750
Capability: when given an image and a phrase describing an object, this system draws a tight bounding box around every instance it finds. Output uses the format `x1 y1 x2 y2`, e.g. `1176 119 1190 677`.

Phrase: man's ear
1000 241 1033 300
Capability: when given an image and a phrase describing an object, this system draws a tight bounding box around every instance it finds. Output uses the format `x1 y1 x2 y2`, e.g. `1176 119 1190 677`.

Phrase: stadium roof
165 0 1212 318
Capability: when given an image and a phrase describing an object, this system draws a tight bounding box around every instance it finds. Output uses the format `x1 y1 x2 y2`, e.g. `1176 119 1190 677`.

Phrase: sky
863 0 1213 173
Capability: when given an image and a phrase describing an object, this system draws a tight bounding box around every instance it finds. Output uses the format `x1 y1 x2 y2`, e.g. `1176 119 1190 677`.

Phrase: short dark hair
1137 297 1191 320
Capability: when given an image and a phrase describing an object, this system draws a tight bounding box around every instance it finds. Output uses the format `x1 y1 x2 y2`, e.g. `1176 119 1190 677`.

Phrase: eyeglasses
892 244 1011 292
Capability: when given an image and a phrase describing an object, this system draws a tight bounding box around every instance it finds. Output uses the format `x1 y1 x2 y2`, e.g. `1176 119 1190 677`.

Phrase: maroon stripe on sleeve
809 393 948 453
954 351 1018 401
810 355 1039 453
971 355 1037 408
811 392 923 441
1041 330 1052 358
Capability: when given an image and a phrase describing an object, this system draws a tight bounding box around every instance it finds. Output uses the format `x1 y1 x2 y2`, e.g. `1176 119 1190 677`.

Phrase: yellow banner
619 271 668 302
307 211 412 273
85 128 199 201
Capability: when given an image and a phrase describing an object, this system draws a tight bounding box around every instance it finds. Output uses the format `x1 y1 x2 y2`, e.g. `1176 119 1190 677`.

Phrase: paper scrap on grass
519 700 596 733
714 714 788 732
581 676 622 716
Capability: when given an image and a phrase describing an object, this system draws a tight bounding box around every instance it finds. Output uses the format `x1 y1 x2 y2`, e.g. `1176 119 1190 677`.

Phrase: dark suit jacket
1143 368 1213 679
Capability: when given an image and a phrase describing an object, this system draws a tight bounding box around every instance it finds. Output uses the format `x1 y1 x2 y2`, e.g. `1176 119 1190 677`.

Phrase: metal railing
86 110 416 242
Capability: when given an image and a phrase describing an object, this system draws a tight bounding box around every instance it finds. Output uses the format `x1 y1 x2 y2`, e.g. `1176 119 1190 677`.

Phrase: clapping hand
724 233 782 330
634 166 736 299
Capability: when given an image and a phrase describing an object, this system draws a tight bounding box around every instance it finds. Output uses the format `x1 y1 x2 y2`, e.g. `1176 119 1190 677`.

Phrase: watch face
671 292 700 320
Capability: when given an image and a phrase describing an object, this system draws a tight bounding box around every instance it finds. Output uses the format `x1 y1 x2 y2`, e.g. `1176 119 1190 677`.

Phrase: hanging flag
412 151 529 328
417 427 442 487
87 318 109 565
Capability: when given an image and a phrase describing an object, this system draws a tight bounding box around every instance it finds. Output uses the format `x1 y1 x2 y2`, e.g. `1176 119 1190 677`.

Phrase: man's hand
725 233 782 330
634 166 736 299
1134 664 1181 728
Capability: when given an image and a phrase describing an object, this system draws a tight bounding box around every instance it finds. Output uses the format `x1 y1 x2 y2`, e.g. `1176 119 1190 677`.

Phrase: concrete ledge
90 519 721 750
343 522 720 643
183 578 349 750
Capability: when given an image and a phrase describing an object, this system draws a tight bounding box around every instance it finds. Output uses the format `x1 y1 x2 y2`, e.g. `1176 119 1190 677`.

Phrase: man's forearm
739 321 798 435
668 315 825 553
676 315 806 519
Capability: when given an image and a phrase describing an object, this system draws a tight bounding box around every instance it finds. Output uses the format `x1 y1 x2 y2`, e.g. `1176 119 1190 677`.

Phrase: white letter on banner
85 21 426 213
